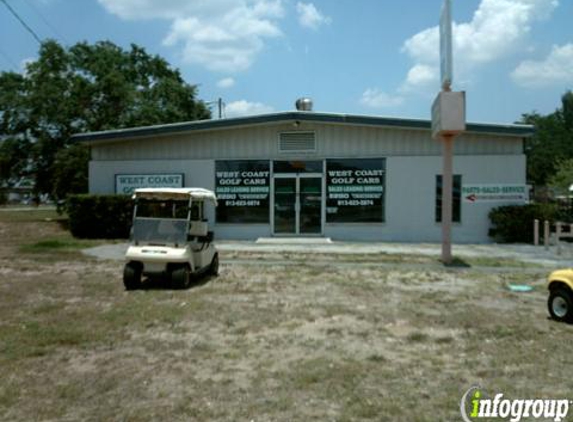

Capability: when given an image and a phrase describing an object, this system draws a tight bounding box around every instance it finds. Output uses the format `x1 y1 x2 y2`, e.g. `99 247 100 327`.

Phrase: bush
488 203 562 243
66 194 133 239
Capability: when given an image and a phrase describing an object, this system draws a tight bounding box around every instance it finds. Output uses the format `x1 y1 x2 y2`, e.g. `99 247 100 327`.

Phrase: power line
23 0 67 44
1 0 42 45
0 47 19 71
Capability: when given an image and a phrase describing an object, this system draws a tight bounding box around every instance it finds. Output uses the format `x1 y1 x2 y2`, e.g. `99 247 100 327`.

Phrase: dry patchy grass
0 212 571 421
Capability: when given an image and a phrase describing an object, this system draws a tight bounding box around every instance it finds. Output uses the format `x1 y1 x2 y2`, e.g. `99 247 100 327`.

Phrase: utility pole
217 97 223 119
431 0 465 264
207 98 225 119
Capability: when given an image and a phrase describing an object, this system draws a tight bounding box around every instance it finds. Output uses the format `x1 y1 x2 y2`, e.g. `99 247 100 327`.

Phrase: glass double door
274 176 322 235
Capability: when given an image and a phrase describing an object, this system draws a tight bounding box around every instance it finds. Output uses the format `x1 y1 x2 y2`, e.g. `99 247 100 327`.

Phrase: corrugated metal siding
91 123 523 161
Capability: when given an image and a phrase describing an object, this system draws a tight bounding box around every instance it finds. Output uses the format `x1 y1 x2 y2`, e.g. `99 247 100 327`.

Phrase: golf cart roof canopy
132 188 217 204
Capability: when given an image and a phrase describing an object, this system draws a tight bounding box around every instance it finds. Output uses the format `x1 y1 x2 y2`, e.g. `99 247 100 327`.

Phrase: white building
73 108 533 243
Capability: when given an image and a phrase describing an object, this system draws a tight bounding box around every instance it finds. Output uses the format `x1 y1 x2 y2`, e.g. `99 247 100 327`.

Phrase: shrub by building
66 194 133 239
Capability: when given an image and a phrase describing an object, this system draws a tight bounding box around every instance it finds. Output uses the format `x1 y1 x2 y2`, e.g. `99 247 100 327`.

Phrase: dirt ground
1 210 573 422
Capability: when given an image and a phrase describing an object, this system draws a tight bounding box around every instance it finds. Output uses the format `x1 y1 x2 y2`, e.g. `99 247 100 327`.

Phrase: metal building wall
325 154 526 243
89 159 273 239
91 123 522 162
88 122 526 243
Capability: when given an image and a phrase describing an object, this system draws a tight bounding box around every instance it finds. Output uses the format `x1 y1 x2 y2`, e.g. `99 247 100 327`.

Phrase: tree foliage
547 158 573 196
521 91 573 186
489 203 561 243
52 144 90 201
0 40 210 198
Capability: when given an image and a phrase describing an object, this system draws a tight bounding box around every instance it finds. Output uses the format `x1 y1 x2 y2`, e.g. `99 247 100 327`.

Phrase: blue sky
1 0 572 124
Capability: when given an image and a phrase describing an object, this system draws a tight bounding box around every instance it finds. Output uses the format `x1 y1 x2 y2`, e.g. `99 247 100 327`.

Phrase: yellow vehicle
547 269 573 322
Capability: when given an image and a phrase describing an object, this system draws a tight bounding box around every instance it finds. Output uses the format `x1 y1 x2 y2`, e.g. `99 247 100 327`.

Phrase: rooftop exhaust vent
295 97 313 112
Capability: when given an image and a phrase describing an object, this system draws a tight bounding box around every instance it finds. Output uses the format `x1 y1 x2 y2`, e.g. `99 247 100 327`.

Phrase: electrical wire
1 0 42 44
0 47 19 71
22 0 67 44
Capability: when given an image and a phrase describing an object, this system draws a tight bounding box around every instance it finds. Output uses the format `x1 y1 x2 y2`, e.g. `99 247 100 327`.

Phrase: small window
435 175 462 223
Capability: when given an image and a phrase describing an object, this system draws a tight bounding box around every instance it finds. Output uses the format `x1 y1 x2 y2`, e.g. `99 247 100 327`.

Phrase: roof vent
279 131 316 153
295 97 313 111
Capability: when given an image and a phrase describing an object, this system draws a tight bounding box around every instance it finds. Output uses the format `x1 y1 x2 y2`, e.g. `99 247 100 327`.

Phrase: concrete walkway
83 238 573 268
0 205 56 212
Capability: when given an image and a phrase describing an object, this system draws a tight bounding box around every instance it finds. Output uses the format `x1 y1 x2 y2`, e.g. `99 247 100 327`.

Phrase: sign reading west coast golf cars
115 173 183 194
462 184 529 203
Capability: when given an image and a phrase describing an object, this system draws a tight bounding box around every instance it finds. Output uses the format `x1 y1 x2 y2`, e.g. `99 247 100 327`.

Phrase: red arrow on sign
466 194 476 202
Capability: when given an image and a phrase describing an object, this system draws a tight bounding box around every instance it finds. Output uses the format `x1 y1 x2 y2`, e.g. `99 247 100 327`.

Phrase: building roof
71 111 534 144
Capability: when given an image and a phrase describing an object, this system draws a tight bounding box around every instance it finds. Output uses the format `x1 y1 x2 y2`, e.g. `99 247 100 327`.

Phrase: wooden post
556 222 562 255
534 219 539 246
544 220 550 251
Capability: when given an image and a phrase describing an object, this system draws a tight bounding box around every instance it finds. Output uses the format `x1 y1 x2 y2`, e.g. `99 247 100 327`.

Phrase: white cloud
97 0 273 21
358 0 558 110
401 0 559 91
512 43 573 87
296 2 331 31
98 0 285 72
402 64 438 92
19 57 35 72
217 77 236 89
360 89 404 109
225 100 274 117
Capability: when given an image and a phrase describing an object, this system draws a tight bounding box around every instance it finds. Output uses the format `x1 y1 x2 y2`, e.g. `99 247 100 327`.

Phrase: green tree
548 158 573 196
0 137 31 184
521 92 573 186
52 144 90 201
562 90 573 132
0 40 210 199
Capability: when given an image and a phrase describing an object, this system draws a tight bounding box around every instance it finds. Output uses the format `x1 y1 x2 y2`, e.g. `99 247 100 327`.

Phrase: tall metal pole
441 134 454 263
436 0 459 265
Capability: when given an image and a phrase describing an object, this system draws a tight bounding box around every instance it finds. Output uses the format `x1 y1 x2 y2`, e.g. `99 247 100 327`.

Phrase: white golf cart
123 187 219 290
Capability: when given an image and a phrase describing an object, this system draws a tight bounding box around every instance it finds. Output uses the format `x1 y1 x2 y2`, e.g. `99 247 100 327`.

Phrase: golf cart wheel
172 265 191 289
123 262 142 290
548 287 573 323
209 253 219 276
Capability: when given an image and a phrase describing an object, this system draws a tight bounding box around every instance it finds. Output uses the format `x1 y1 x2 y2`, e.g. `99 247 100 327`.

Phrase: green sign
115 173 183 195
326 158 386 223
215 160 270 223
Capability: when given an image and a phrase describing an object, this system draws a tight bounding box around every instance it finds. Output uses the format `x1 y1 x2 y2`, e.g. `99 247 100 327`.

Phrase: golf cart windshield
132 218 188 245
136 200 191 219
132 200 194 245
129 188 216 245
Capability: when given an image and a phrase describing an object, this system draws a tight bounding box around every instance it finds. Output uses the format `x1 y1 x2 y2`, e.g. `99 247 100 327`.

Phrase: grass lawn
0 209 571 421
